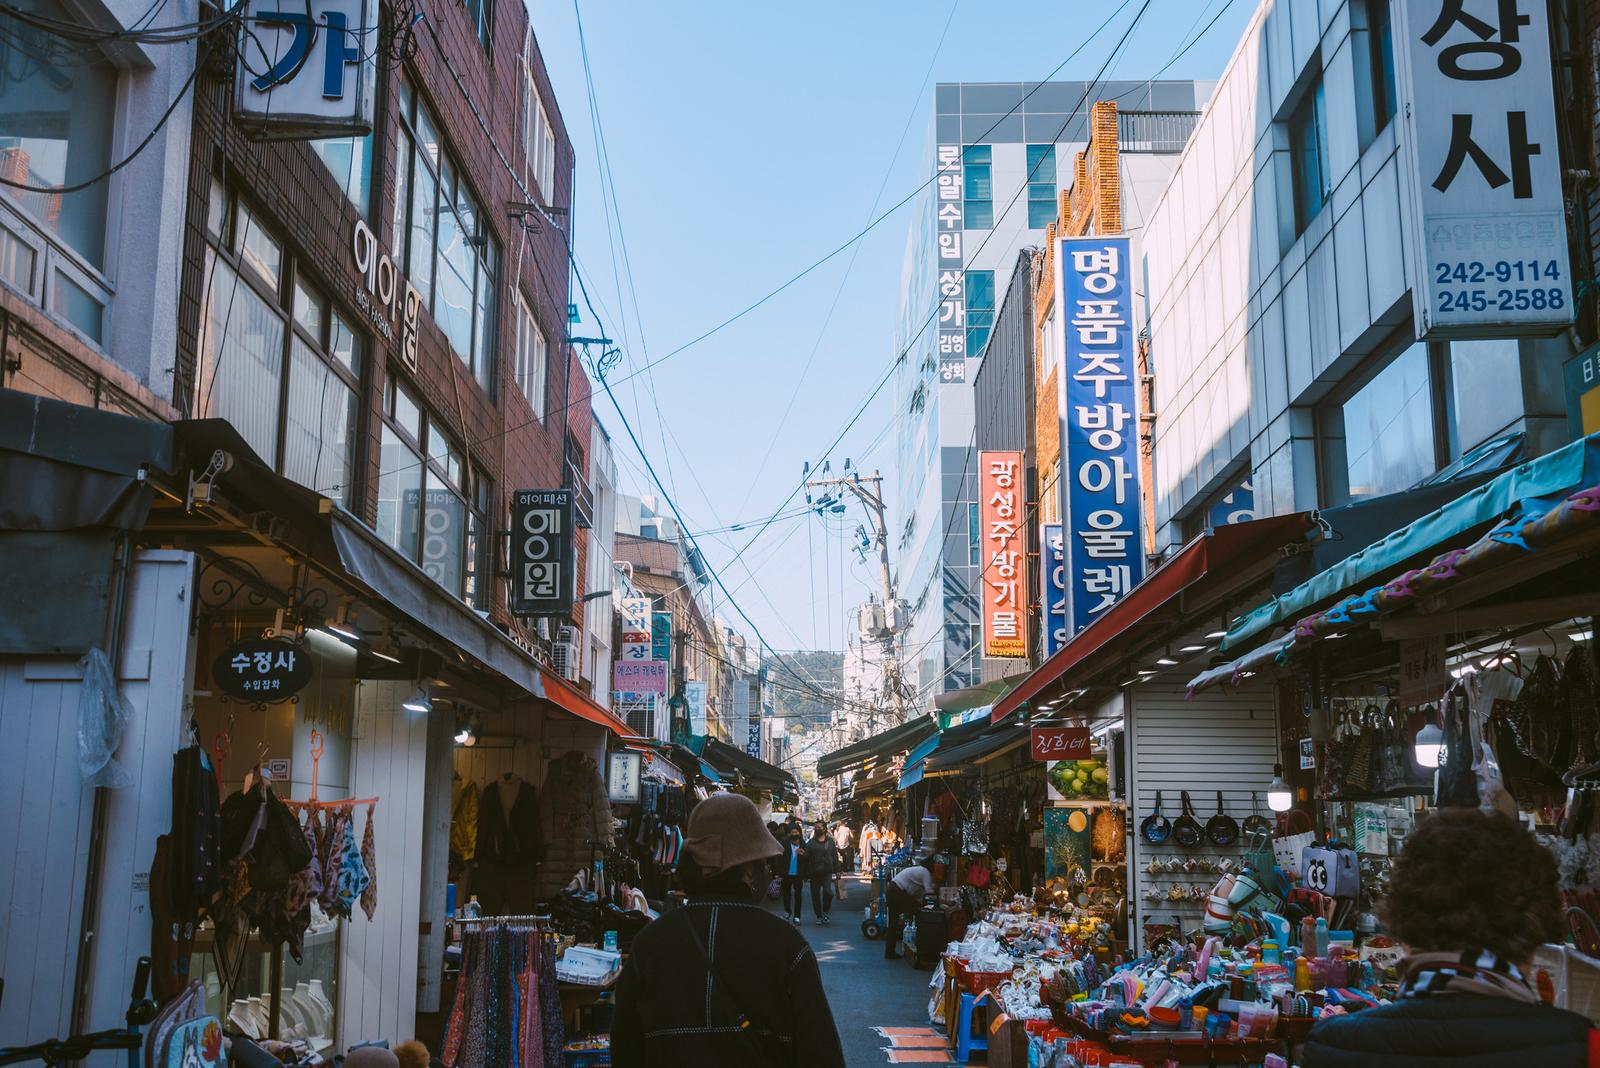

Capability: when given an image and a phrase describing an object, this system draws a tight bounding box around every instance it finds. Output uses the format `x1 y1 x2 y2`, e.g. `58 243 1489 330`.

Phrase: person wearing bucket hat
611 793 845 1067
1302 809 1589 1067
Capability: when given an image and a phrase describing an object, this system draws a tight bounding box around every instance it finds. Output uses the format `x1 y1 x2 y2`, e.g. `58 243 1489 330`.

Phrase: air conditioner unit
553 638 581 682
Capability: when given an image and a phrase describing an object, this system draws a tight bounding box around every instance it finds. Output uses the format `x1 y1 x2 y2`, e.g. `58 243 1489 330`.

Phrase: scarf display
1398 949 1539 1004
443 923 560 1068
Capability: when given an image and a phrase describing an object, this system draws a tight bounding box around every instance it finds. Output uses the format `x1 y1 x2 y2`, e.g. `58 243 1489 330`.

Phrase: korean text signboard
509 490 575 616
1030 726 1091 762
620 597 652 643
1057 236 1144 634
651 612 673 663
607 751 642 803
1398 634 1449 706
980 451 1028 658
1395 0 1572 337
233 0 377 139
212 637 313 702
935 143 967 384
684 680 708 736
743 679 762 758
613 661 667 694
1041 522 1068 659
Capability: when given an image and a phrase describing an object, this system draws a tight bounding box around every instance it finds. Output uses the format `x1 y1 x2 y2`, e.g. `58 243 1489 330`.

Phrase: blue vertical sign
1059 236 1143 634
1041 523 1068 658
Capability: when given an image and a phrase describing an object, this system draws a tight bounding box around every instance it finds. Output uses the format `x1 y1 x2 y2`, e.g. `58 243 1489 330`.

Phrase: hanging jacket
478 779 543 864
1301 993 1589 1067
611 895 846 1068
170 745 222 918
451 780 479 862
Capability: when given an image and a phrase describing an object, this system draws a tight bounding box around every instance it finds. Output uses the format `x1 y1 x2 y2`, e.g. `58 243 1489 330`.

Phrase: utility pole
805 462 909 727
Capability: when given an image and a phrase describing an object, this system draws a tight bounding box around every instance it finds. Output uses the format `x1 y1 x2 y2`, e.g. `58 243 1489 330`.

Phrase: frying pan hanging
1140 791 1171 844
1205 791 1240 847
1173 790 1204 847
1242 791 1274 837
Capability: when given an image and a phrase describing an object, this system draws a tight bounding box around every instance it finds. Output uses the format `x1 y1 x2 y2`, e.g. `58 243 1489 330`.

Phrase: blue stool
954 991 991 1062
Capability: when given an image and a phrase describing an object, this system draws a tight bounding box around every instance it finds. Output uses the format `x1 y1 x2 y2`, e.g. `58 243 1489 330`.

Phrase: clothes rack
281 729 379 810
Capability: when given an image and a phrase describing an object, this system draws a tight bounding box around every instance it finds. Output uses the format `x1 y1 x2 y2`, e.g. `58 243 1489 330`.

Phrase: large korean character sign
979 451 1029 658
510 490 575 616
1041 523 1068 658
935 143 968 384
1395 0 1572 337
1057 236 1143 634
233 0 377 139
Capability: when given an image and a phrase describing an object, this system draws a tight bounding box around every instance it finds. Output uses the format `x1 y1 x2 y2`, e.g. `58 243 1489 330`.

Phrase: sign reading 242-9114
1057 237 1143 634
1395 0 1572 337
234 0 377 140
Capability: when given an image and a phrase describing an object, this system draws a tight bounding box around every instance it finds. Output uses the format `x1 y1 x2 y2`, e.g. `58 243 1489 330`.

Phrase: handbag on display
1300 843 1360 898
1342 709 1377 798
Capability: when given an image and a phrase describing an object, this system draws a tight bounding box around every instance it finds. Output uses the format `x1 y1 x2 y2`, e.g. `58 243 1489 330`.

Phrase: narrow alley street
792 875 953 1066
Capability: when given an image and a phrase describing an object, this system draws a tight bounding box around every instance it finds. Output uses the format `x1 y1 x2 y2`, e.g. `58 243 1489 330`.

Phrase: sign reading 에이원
934 142 967 384
980 451 1028 658
509 490 575 616
1394 0 1572 338
233 0 377 139
613 660 667 694
1057 236 1143 635
212 637 314 702
1041 522 1068 659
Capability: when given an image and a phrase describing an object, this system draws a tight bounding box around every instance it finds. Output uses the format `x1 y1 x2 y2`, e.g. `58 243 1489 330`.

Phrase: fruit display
1049 756 1110 800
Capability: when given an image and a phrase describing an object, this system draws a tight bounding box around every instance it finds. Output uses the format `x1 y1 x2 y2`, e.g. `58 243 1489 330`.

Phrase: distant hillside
769 650 844 730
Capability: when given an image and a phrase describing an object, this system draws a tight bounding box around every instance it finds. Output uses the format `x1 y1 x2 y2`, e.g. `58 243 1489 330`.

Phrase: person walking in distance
611 792 846 1067
804 821 839 925
778 823 806 924
831 821 854 893
884 851 936 960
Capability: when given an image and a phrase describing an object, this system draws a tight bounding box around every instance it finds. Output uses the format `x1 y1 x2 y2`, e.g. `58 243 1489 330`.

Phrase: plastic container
1314 917 1330 957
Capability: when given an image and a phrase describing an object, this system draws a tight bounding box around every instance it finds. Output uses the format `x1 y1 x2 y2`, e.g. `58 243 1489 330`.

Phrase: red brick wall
177 1 590 639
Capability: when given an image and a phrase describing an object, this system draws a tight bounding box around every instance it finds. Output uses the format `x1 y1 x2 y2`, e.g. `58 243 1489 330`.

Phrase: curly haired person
1303 808 1592 1066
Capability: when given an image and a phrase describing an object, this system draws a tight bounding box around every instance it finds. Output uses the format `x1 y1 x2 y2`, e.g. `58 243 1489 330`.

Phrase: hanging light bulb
402 684 432 713
1414 721 1445 769
1266 764 1293 812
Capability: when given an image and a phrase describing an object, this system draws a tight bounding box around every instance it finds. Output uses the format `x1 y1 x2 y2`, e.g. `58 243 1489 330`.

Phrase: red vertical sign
980 450 1028 658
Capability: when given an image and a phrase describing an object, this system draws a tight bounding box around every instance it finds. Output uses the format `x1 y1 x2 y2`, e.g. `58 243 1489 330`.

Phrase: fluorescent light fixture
1414 722 1445 768
1572 628 1594 642
322 605 361 642
1450 663 1479 679
1266 765 1293 812
1206 630 1228 640
402 685 432 713
1179 644 1208 653
1155 657 1179 667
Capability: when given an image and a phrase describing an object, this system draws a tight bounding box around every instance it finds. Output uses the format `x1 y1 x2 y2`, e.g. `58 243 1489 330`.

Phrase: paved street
779 874 957 1066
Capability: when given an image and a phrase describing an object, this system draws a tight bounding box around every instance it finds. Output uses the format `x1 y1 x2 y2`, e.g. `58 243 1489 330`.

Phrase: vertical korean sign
935 143 967 384
979 452 1028 658
1040 523 1068 658
1057 237 1143 634
1395 0 1571 337
509 490 575 616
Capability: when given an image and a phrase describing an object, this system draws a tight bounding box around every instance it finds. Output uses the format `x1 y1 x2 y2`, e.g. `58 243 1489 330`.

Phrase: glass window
0 221 35 292
464 470 490 609
0 0 116 269
464 0 491 49
294 277 326 336
524 68 557 199
309 134 373 216
55 270 103 342
390 127 412 262
236 204 283 289
1320 341 1446 502
390 380 422 440
965 269 995 358
515 293 548 418
197 251 285 464
284 337 358 501
1026 145 1057 229
963 145 993 230
1288 76 1330 236
1365 0 1396 138
967 502 979 566
378 423 423 555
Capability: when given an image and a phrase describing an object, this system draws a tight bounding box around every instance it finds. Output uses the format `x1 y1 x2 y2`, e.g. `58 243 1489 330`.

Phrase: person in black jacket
777 823 806 924
1302 808 1590 1067
611 793 846 1068
804 821 839 925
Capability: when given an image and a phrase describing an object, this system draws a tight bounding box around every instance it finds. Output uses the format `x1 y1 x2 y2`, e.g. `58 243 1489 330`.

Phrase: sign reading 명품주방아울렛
1057 236 1143 635
980 451 1028 658
509 490 575 616
1394 0 1572 338
1041 522 1068 659
233 0 377 139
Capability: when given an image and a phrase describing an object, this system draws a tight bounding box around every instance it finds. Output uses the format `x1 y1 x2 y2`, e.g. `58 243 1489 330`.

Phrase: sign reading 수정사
1394 0 1573 338
509 490 575 616
980 451 1028 658
212 637 314 702
1057 236 1144 635
233 0 377 139
1041 522 1068 659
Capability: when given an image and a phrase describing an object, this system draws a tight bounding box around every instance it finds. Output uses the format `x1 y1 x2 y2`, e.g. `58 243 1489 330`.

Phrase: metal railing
1118 110 1201 153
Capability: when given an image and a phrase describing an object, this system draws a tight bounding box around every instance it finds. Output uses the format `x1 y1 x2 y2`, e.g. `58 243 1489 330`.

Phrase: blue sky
525 0 1255 653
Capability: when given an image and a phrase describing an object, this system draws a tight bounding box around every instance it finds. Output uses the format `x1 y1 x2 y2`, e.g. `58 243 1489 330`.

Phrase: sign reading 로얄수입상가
1057 236 1143 635
509 490 575 616
1394 0 1572 338
212 637 314 702
935 143 967 385
233 0 377 139
1041 522 1068 659
980 451 1028 658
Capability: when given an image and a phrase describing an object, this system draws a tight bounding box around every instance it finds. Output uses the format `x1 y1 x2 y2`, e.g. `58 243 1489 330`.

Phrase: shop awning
897 713 1001 788
816 714 939 778
934 673 1028 715
925 723 1029 771
537 665 633 736
1222 432 1600 651
701 737 796 793
991 513 1317 722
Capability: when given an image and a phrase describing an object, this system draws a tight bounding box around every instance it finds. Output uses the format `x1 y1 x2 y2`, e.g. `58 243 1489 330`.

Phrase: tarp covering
1222 432 1600 651
702 737 796 793
816 714 938 778
925 724 1029 771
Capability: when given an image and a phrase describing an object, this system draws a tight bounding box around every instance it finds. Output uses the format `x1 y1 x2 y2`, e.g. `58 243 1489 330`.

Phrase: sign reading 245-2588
234 0 377 140
1395 0 1572 337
